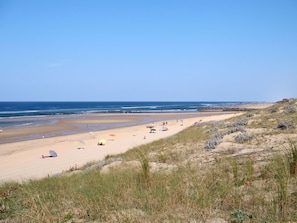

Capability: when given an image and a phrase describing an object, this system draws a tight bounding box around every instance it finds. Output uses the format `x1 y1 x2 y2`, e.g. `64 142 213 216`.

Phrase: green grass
1 99 297 222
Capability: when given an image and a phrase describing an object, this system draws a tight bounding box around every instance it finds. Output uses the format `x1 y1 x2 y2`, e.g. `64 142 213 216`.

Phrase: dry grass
1 99 297 222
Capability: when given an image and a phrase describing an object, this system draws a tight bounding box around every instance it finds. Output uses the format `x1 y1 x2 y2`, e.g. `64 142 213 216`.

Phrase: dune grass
2 149 297 222
1 100 297 222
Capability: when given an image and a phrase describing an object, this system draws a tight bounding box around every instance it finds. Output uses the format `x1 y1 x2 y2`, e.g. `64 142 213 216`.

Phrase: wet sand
0 112 225 144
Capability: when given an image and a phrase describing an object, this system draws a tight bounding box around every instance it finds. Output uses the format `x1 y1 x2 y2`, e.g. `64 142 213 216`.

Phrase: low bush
284 106 296 114
234 133 253 144
277 121 293 130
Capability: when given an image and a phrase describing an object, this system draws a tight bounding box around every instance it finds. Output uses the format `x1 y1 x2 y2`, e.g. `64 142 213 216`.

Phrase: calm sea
0 101 245 129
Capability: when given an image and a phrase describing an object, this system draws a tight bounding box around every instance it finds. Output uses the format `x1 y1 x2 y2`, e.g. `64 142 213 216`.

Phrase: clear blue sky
1 0 296 102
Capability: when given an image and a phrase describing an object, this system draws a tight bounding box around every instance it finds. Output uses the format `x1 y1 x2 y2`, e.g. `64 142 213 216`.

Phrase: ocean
0 101 245 129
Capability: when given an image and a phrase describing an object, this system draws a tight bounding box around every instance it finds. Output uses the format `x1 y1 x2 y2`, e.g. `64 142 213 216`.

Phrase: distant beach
0 112 218 144
0 101 260 144
0 102 273 182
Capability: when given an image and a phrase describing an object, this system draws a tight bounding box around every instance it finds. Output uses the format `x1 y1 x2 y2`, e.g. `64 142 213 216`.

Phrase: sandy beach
0 103 272 183
0 112 236 183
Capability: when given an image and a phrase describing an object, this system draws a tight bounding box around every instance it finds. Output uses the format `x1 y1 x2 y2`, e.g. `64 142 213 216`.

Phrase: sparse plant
230 209 252 223
225 117 248 128
67 164 78 172
205 133 223 150
227 126 246 134
277 120 293 130
104 154 114 160
244 157 255 181
273 155 290 221
234 133 253 144
284 106 296 114
284 140 297 176
268 105 279 113
204 127 219 134
209 120 224 127
230 159 239 186
246 113 255 118
135 148 151 185
63 212 74 222
204 119 248 150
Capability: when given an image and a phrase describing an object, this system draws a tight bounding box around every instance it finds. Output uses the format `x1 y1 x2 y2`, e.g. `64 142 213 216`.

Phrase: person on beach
97 139 106 146
41 150 58 158
42 155 53 158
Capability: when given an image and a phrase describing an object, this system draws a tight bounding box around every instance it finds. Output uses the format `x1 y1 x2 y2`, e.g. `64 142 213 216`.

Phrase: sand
236 102 275 109
0 111 252 183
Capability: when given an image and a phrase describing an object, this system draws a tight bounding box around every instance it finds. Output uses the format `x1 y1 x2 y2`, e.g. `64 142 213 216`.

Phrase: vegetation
1 99 297 222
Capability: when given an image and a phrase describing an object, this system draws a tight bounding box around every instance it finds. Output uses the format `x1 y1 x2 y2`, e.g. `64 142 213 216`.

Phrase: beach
0 113 211 144
0 103 272 183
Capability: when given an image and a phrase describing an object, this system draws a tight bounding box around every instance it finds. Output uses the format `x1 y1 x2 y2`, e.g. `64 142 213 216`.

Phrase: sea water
0 101 246 129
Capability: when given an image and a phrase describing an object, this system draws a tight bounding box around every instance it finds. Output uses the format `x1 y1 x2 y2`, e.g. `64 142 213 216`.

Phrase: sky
0 0 296 102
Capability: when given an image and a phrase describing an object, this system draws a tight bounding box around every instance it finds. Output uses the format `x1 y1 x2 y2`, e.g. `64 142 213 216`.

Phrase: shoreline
0 112 232 144
0 102 273 144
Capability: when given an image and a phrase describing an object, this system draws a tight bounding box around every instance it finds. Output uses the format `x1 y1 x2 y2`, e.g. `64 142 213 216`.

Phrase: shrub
205 133 223 150
268 104 279 113
230 209 252 223
246 113 255 118
277 121 293 130
284 106 296 114
227 126 245 134
225 118 248 128
234 133 253 144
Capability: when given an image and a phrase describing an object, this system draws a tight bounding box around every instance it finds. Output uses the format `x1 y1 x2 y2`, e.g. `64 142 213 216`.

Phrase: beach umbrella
49 150 58 157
